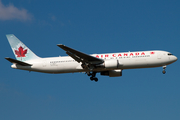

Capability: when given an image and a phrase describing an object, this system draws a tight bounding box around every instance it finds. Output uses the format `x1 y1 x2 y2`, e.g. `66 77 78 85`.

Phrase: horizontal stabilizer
5 57 32 66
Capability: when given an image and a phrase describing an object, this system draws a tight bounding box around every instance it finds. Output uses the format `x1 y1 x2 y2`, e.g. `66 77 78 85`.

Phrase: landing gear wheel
162 65 166 74
87 72 98 82
94 78 98 82
162 70 166 74
90 77 94 81
90 77 98 82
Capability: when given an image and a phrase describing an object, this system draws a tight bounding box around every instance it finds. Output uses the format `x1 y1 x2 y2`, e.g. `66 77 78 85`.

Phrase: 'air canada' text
95 52 154 58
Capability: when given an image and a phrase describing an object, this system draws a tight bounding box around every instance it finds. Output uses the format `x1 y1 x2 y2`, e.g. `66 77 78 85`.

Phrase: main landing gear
162 65 166 74
87 72 98 82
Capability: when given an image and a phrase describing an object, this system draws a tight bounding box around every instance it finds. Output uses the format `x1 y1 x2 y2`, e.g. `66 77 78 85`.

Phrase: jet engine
103 59 119 69
101 69 122 77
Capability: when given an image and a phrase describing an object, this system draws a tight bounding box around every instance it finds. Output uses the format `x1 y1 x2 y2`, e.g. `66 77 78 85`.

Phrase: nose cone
172 55 178 62
174 56 178 61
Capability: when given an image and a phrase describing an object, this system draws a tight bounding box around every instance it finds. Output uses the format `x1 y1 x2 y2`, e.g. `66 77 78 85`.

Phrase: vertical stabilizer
6 34 40 61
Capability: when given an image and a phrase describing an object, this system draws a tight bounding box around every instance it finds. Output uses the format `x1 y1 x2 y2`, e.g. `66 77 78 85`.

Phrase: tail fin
6 34 40 61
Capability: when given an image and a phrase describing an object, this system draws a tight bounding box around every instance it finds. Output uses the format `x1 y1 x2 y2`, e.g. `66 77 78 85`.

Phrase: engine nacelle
103 59 119 69
101 69 122 77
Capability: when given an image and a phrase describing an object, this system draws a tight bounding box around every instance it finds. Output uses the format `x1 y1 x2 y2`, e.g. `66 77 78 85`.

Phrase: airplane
5 34 178 82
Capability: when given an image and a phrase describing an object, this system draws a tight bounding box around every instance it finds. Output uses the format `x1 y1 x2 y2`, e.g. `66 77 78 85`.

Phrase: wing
57 44 104 65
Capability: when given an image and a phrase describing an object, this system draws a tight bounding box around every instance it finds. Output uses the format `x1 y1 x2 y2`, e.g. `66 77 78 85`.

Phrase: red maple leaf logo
150 52 155 54
15 46 28 57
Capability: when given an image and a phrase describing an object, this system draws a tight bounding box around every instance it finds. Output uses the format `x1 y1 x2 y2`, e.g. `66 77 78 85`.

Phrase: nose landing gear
162 65 166 74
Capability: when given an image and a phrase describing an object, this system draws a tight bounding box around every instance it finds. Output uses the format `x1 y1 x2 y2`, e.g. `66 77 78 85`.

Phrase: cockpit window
168 53 173 55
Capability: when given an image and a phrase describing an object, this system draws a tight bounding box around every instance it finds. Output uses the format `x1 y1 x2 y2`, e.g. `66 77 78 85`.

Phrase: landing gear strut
162 65 166 74
87 72 98 82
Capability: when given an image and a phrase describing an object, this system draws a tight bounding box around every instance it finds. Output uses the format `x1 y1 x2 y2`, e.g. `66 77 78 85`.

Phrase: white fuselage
11 50 177 73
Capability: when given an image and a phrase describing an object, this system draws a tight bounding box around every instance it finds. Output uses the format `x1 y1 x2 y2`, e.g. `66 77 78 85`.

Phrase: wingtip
57 44 65 47
57 44 63 46
5 57 11 60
